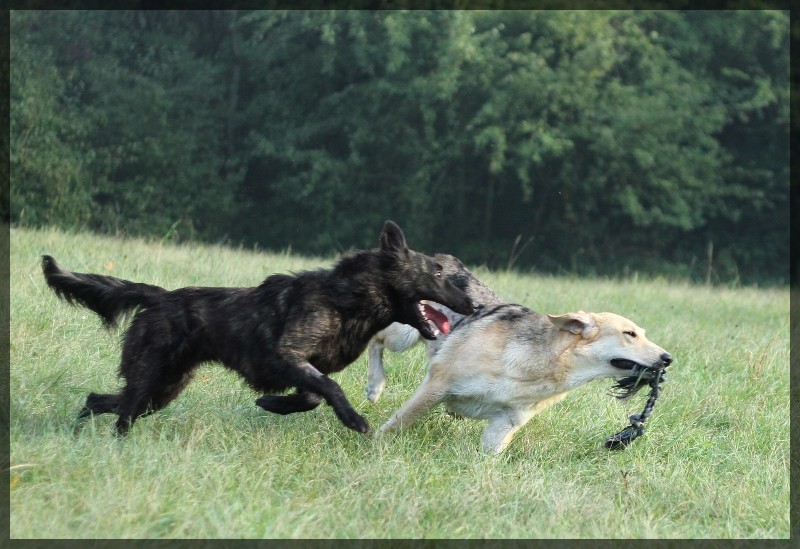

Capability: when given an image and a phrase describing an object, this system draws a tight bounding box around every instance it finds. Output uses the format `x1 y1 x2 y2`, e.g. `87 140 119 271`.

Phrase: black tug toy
604 367 666 450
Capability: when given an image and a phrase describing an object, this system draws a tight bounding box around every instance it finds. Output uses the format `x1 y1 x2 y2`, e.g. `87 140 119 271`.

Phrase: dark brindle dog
42 221 474 436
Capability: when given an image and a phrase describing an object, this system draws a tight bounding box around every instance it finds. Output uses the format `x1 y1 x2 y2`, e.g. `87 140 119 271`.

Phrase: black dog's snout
461 296 476 315
660 352 673 366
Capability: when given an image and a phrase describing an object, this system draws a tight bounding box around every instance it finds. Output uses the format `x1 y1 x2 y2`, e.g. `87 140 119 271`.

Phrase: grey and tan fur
365 255 502 403
379 304 673 454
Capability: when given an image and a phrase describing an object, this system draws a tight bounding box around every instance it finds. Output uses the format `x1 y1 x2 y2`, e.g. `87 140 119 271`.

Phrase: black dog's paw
256 392 323 415
255 395 277 412
256 394 292 414
338 409 370 433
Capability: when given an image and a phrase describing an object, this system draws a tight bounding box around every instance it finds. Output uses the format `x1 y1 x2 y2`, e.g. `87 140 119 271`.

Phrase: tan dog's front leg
367 324 422 403
481 411 534 454
481 393 568 454
380 373 448 432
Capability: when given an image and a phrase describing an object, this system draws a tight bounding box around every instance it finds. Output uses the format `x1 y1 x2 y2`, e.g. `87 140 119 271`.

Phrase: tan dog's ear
547 312 597 339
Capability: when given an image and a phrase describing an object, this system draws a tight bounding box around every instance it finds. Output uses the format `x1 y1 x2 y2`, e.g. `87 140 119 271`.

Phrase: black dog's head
379 221 474 340
432 253 501 308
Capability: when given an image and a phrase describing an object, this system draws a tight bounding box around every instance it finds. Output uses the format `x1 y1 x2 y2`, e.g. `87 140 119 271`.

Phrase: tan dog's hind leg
379 372 449 432
366 338 387 403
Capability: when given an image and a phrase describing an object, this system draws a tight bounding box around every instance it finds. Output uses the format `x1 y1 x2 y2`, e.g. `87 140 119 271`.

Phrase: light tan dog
379 304 672 454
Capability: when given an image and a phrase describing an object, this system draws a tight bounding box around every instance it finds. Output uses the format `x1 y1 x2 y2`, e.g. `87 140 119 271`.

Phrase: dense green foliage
10 10 789 284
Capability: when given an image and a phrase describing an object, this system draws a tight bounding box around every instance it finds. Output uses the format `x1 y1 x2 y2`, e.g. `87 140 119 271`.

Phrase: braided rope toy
605 367 665 450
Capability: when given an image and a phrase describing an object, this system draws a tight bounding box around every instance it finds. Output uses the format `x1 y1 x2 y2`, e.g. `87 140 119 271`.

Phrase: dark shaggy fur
42 221 474 436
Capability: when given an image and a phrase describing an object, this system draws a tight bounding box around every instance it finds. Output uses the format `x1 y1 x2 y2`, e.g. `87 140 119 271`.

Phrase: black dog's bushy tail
42 255 167 327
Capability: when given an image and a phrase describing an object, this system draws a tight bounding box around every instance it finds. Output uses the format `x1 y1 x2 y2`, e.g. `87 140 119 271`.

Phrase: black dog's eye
435 270 443 279
623 330 637 338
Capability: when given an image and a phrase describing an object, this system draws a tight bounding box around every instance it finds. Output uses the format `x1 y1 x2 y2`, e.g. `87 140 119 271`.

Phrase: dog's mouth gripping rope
604 367 665 450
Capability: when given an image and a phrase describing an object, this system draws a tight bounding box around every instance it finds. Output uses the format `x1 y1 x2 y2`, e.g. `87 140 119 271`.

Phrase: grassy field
9 226 790 539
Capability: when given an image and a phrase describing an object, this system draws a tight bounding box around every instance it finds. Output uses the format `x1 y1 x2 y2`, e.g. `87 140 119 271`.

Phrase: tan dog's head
548 311 672 390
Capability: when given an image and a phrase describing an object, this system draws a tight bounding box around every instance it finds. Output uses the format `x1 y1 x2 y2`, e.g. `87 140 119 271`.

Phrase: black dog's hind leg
77 392 122 420
74 392 121 433
114 381 157 436
110 328 198 435
74 392 129 435
113 368 196 436
290 362 370 433
256 390 323 415
76 379 190 435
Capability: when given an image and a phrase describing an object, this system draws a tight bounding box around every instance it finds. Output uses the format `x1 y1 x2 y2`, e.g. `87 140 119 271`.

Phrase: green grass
9 226 790 539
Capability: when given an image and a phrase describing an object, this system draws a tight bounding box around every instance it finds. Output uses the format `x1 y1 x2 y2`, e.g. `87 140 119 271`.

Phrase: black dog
42 221 474 436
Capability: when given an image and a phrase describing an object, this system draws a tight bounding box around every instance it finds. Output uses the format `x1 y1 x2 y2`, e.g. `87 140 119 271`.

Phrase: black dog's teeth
417 303 440 336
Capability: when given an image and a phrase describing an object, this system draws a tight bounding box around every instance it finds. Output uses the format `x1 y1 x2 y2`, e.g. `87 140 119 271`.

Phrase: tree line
10 10 790 284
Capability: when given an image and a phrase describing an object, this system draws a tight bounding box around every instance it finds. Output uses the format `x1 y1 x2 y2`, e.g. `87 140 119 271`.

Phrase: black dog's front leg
291 362 369 433
256 390 323 415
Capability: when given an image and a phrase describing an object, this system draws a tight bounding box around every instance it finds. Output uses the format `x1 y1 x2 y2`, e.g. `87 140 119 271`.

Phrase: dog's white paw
366 380 386 403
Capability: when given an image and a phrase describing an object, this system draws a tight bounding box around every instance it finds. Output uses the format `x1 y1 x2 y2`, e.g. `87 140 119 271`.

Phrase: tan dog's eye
623 331 637 338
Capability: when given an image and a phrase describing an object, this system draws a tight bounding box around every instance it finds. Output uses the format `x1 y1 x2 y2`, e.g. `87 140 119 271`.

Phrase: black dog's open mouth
609 359 664 400
415 302 450 340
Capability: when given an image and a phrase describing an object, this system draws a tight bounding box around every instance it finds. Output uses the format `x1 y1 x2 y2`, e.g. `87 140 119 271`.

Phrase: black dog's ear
379 220 408 254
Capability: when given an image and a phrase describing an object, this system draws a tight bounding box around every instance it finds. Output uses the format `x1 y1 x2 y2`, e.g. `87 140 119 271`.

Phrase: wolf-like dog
365 255 502 403
42 221 474 436
380 304 672 454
